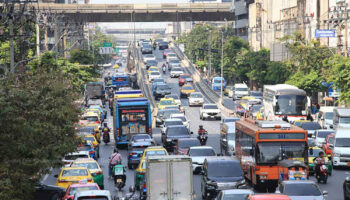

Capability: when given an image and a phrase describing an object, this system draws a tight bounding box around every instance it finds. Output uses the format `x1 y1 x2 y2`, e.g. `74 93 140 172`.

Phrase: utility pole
220 30 224 104
44 16 48 51
36 15 40 57
208 30 212 78
63 29 67 58
10 18 15 73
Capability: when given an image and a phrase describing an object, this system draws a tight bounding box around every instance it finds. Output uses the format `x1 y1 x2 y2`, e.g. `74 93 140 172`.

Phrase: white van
316 106 335 129
332 128 350 167
333 108 350 128
231 83 249 100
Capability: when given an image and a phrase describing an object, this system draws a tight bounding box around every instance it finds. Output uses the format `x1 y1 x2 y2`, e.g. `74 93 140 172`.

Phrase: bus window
256 142 306 164
121 112 147 122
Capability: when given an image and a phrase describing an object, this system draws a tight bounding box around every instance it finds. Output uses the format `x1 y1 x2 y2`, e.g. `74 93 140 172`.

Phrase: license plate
117 179 122 183
294 174 302 178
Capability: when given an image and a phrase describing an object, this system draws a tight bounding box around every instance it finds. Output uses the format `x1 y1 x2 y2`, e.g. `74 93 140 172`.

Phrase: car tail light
96 171 103 175
58 179 68 183
129 152 136 156
64 161 70 165
87 178 93 182
148 128 152 133
255 166 260 171
95 121 100 124
89 150 95 154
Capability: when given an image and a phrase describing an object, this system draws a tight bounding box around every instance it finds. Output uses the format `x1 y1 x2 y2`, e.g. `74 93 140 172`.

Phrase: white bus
263 84 311 122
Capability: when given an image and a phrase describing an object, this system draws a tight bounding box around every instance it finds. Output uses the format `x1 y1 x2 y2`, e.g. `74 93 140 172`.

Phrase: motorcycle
316 164 328 183
103 131 110 144
162 66 166 74
197 131 208 146
113 163 126 190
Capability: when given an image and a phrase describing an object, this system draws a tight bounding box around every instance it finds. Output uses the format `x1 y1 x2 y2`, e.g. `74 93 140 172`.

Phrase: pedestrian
109 148 122 178
311 104 316 114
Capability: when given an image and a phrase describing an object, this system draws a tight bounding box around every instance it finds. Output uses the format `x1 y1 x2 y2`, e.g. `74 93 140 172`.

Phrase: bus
112 73 130 89
235 119 308 192
211 77 226 91
263 84 311 122
113 98 152 148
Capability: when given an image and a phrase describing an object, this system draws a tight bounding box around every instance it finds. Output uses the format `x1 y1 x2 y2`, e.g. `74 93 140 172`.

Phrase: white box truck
145 155 194 200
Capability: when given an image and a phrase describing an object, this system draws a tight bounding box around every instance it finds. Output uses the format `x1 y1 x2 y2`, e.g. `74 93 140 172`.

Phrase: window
237 130 255 156
121 112 146 122
62 169 88 177
72 162 99 170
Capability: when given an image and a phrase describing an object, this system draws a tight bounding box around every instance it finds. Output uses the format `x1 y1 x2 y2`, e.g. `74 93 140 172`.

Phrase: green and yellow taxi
224 86 233 96
135 158 147 190
158 98 176 110
71 158 104 189
308 147 332 175
147 66 159 74
56 167 94 189
83 135 100 158
80 123 101 143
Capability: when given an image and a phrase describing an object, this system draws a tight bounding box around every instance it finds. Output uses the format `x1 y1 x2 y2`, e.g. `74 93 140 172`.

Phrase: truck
85 82 105 100
144 155 194 200
333 108 350 128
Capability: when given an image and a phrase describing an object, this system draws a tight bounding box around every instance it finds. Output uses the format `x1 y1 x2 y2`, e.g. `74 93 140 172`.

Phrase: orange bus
235 119 308 192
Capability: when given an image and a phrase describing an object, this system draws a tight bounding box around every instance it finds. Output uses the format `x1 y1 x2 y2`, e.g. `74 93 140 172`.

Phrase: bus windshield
275 95 307 116
256 142 306 164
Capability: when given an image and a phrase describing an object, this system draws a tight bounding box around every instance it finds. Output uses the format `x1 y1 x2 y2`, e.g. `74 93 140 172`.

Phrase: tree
69 49 93 64
286 70 324 94
91 30 116 64
329 56 350 104
0 53 80 199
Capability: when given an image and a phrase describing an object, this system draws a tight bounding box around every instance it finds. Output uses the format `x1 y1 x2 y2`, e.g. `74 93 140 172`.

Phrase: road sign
315 29 336 38
100 42 113 47
99 47 114 54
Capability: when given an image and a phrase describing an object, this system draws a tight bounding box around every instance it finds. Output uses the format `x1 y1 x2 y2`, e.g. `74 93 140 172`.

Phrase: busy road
41 44 348 200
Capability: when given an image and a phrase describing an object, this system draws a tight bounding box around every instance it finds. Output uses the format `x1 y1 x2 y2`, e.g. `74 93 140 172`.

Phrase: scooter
197 132 208 146
316 164 328 184
113 163 126 190
103 131 110 144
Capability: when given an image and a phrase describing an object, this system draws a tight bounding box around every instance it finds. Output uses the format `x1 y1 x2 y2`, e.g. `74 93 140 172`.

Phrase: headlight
166 139 172 142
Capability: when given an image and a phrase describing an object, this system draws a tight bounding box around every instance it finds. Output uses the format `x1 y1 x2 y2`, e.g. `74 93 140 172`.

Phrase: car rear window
283 183 321 196
301 122 321 130
317 131 333 138
72 162 99 170
189 148 215 157
204 105 218 109
167 126 189 136
145 150 167 156
69 186 99 195
165 121 183 126
62 169 88 177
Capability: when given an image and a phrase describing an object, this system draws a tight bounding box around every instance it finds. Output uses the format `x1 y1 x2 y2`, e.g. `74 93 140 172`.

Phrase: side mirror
323 191 328 196
54 175 58 178
330 125 334 129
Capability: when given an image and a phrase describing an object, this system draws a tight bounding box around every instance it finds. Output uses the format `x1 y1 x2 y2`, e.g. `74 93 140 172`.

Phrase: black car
34 183 66 200
162 125 193 152
201 157 245 200
141 44 153 54
146 60 158 70
153 83 171 100
158 42 169 50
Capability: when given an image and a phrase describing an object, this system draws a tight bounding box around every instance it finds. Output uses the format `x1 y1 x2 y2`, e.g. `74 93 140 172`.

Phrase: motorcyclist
197 125 208 145
162 64 166 74
198 125 207 135
102 123 110 143
109 148 122 178
314 151 326 176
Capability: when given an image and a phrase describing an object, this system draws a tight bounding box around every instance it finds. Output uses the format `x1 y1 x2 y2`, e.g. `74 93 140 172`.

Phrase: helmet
199 125 203 128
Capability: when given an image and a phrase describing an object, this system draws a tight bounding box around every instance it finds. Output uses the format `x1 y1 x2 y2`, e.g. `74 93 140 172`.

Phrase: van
212 77 226 91
220 122 236 156
332 128 350 167
316 106 335 129
232 83 249 100
333 108 350 128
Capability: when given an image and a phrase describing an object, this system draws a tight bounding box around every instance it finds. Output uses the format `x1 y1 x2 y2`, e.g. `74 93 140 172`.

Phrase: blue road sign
315 29 336 38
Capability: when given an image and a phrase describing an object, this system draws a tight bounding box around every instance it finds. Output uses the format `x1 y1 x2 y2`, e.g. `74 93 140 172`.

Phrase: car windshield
250 91 262 96
207 161 243 177
335 138 350 147
317 131 333 138
166 95 179 100
167 126 189 136
172 68 182 71
257 142 306 164
275 95 307 116
78 197 108 200
189 148 215 156
69 186 99 195
283 183 321 196
72 162 99 170
324 112 333 120
163 110 181 118
222 194 251 200
145 150 166 156
147 60 157 65
62 169 88 177
178 140 200 148
78 127 94 133
204 105 218 109
65 154 89 160
172 116 186 122
143 44 151 48
164 121 183 126
153 79 164 83
170 60 180 64
236 87 248 91
160 100 174 105
181 75 191 79
191 93 203 98
340 117 350 124
168 54 176 57
183 86 194 90
149 68 158 71
77 145 92 151
82 116 99 122
157 85 169 90
301 122 321 130
214 79 223 83
133 135 150 140
151 72 160 75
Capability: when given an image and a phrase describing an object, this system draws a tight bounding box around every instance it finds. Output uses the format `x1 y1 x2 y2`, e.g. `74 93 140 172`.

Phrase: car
300 122 322 138
153 83 171 100
344 176 350 200
174 138 200 155
201 157 245 199
82 135 100 158
247 194 291 200
314 129 334 147
151 81 164 94
249 104 263 119
161 118 184 134
216 189 254 200
166 53 177 63
152 78 165 85
178 74 193 86
70 158 104 189
143 54 156 63
77 143 97 160
147 66 159 74
55 167 94 189
135 158 147 191
165 94 181 106
158 41 169 50
308 147 332 175
240 96 260 110
34 183 66 200
81 112 100 123
127 141 153 169
87 99 103 107
188 92 204 106
129 134 155 148
148 71 161 81
88 105 107 120
162 125 193 152
278 180 328 200
200 104 221 120
163 49 172 58
322 133 334 157
158 97 176 110
224 86 234 96
155 109 182 127
188 146 216 174
141 44 153 54
63 183 100 200
170 113 190 130
170 67 184 78
168 59 181 70
62 151 91 167
85 108 103 122
72 190 113 200
140 146 168 161
180 84 195 98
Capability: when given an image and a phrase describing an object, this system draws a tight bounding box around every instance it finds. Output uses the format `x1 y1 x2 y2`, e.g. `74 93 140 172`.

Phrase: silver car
216 189 254 200
278 180 328 200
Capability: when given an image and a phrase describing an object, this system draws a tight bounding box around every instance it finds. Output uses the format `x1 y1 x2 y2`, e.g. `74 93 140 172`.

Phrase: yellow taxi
224 86 233 96
256 107 264 120
81 112 101 123
158 98 176 110
56 167 94 189
147 66 159 74
180 84 195 98
82 123 101 143
85 108 102 120
71 158 104 189
83 135 99 147
113 64 119 69
140 146 168 161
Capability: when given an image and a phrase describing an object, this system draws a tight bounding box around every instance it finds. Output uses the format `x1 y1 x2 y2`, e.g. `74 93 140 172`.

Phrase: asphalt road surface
42 48 347 200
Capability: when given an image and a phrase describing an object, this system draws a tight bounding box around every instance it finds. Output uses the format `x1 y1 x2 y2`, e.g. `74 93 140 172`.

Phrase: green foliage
286 70 323 94
91 30 116 64
0 55 80 199
329 57 350 103
69 49 94 64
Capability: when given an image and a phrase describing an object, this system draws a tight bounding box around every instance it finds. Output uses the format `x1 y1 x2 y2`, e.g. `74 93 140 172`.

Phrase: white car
314 129 334 147
200 104 221 120
166 53 177 63
143 54 156 63
62 151 90 167
188 146 216 174
170 67 184 78
148 71 161 81
165 94 181 106
170 113 190 130
189 92 204 106
161 118 184 134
